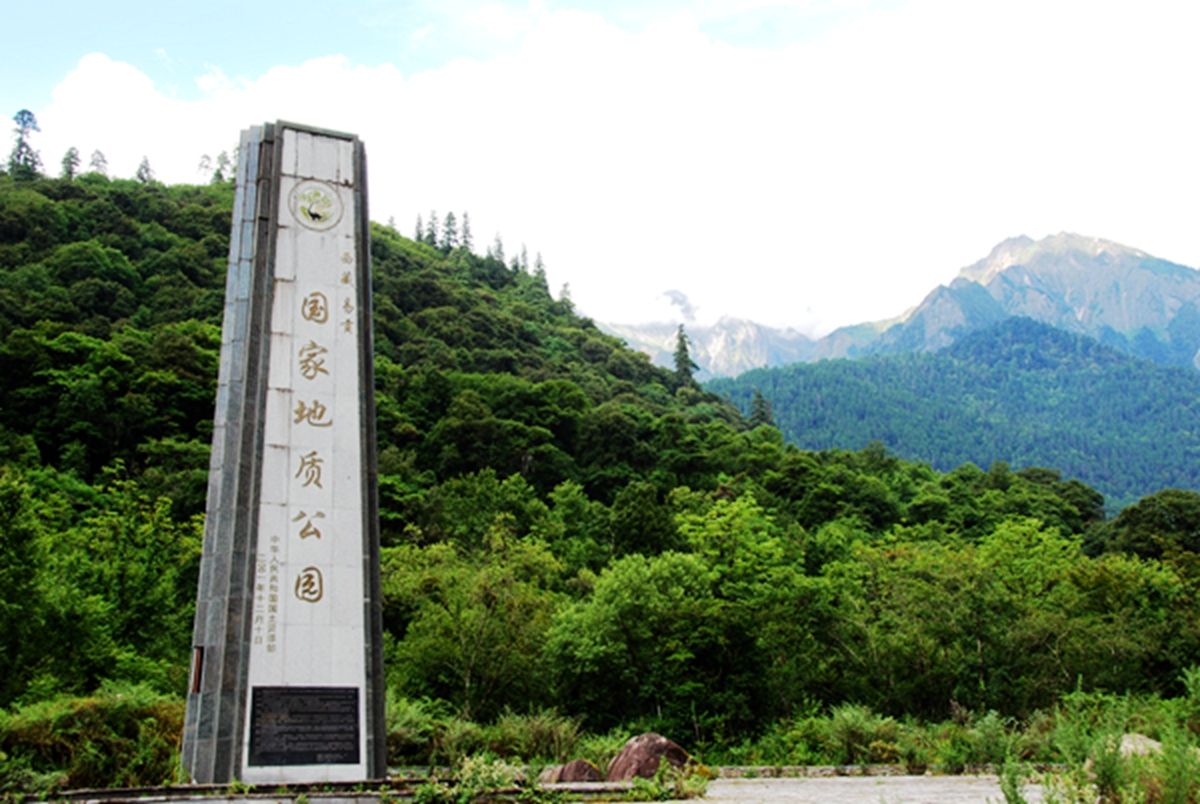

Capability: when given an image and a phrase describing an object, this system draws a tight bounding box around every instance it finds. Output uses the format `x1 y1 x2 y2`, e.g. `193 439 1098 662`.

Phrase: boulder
1119 733 1162 757
606 733 691 781
538 758 604 783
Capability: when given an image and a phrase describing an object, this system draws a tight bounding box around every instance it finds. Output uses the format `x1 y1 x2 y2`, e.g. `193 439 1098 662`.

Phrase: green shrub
970 711 1012 765
433 717 487 764
412 755 522 804
998 757 1030 804
825 704 897 764
897 725 933 774
484 709 580 761
386 693 449 765
1087 732 1128 801
0 683 182 799
1154 727 1200 804
933 723 972 774
575 728 632 773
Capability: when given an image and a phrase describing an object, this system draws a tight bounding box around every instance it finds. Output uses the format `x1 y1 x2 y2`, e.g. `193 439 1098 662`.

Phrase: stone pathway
690 775 1044 803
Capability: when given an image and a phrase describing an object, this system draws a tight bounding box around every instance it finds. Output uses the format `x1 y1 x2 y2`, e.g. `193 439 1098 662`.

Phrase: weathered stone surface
1120 732 1161 757
1085 732 1179 776
538 758 603 783
606 733 691 781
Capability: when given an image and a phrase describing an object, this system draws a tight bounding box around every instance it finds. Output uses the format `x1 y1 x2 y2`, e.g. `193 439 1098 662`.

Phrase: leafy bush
825 704 898 764
574 728 632 772
386 694 581 766
485 709 580 761
412 755 522 804
386 693 449 765
0 683 182 799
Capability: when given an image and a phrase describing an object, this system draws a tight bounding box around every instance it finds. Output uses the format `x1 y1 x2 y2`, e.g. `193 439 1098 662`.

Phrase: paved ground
690 775 1044 803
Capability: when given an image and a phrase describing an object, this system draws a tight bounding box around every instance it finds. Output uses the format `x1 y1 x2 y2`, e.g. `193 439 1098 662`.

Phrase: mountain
10 170 1200 796
601 317 814 380
870 233 1200 366
709 316 1200 508
610 233 1200 375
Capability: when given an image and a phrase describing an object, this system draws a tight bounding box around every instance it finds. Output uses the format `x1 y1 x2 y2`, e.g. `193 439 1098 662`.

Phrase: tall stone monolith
181 121 385 784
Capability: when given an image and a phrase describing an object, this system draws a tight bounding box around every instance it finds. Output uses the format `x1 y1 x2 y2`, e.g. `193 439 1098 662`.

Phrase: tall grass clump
0 683 182 799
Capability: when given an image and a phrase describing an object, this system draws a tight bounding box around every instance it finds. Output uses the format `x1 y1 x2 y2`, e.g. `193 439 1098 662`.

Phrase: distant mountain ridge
608 233 1200 376
872 233 1200 367
601 317 814 380
709 317 1200 508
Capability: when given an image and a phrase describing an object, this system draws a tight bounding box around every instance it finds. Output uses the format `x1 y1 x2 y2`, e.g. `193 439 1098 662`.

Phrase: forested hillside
4 171 1200 790
711 317 1200 509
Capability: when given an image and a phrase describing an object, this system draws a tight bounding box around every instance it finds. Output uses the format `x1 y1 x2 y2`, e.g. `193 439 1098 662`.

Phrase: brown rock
606 733 691 781
538 758 604 783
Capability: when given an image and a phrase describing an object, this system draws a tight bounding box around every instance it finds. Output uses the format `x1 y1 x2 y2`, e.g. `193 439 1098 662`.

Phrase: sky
6 0 1199 335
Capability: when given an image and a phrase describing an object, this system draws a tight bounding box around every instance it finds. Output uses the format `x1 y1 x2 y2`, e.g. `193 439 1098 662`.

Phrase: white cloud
35 0 1200 335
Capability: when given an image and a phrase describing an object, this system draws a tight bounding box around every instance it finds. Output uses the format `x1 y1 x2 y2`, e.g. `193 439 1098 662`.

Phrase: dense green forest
710 317 1200 510
3 167 1200 793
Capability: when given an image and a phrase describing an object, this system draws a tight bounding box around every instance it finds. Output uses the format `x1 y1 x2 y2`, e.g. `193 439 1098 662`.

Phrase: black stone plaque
248 686 360 766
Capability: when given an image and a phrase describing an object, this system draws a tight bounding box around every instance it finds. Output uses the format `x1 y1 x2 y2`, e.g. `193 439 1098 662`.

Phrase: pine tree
461 212 473 252
88 149 108 175
425 211 439 247
415 214 424 241
491 234 505 264
749 389 774 427
60 147 81 180
135 156 154 183
520 244 529 272
673 324 700 388
532 254 548 289
8 109 42 180
214 151 232 182
442 211 459 251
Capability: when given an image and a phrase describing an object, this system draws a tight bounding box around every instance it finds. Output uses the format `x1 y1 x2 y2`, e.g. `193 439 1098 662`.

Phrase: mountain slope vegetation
4 171 1200 791
710 317 1200 508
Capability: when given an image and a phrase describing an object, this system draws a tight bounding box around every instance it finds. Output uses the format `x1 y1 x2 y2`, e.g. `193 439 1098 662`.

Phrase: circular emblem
288 180 343 231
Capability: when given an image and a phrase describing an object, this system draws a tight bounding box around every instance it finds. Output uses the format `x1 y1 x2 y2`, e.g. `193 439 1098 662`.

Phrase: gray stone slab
684 775 1045 803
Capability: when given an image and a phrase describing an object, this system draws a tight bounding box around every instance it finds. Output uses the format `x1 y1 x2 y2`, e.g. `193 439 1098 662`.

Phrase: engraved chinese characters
259 177 363 625
239 127 376 780
182 122 383 785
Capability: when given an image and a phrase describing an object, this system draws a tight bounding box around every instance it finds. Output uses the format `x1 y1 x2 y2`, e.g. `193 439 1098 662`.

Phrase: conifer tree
442 211 459 251
415 214 424 241
214 151 231 182
461 212 473 252
425 210 439 247
673 324 699 388
532 254 548 289
491 234 505 264
60 147 81 180
89 149 108 175
135 156 154 183
749 389 774 427
8 109 42 180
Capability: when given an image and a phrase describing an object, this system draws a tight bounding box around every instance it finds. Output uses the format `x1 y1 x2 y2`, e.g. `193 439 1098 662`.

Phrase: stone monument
181 122 386 783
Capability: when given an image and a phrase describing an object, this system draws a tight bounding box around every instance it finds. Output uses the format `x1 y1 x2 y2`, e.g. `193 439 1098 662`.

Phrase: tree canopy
2 169 1199 756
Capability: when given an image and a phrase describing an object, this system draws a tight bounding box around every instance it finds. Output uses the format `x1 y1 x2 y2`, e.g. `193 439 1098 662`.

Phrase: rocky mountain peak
958 232 1151 286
